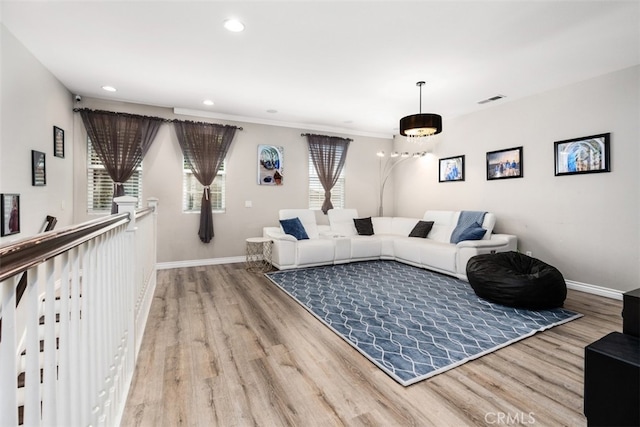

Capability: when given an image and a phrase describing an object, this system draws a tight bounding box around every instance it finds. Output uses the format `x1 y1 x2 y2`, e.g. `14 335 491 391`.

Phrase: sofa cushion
454 222 486 243
353 217 374 235
480 213 496 240
409 220 434 238
392 237 423 264
350 236 382 259
279 209 319 239
296 239 336 265
423 211 459 243
371 217 393 234
390 217 420 236
279 217 309 240
327 208 359 236
419 240 458 273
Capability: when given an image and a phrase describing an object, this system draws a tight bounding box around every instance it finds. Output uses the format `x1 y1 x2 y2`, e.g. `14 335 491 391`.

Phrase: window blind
308 154 345 210
87 139 142 213
182 159 226 212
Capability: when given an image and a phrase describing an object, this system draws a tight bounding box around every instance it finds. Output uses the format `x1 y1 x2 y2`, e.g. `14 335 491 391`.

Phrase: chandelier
399 81 442 143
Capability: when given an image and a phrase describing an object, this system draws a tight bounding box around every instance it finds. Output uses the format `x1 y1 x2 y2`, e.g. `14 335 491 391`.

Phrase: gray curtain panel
173 120 238 243
78 109 164 213
306 134 351 214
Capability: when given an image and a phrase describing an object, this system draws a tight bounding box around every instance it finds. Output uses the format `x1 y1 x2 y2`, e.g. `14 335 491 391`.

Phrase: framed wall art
554 133 610 176
1 193 20 236
487 146 523 180
439 155 465 182
53 126 65 158
32 150 46 186
258 144 284 185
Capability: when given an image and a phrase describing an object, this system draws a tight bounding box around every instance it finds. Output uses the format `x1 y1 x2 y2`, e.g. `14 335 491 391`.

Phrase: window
183 159 226 212
87 138 142 213
308 153 345 210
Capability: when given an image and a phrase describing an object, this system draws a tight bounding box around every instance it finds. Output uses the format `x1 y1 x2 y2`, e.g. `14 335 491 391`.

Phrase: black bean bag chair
466 251 567 309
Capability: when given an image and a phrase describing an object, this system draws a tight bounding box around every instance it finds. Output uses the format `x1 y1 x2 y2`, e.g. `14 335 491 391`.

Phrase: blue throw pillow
279 217 309 240
454 222 486 243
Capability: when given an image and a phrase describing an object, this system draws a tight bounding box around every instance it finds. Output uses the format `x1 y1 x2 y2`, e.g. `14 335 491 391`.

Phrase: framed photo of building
32 150 46 186
439 155 465 182
554 133 610 176
53 126 65 158
1 193 20 236
487 146 523 180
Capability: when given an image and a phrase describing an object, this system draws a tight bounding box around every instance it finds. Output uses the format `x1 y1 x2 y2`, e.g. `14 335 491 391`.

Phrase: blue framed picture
439 155 465 182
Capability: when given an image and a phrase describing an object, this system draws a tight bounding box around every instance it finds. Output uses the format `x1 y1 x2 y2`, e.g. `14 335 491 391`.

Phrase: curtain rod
74 108 243 130
73 108 170 122
172 118 242 130
301 133 353 141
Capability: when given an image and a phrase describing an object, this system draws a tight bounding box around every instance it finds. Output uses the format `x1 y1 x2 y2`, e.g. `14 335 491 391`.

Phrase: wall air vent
478 94 506 105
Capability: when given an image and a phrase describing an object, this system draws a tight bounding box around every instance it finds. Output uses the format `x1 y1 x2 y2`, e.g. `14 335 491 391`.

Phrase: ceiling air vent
478 94 506 105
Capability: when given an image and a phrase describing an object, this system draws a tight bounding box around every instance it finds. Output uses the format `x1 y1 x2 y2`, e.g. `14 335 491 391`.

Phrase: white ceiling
2 1 639 138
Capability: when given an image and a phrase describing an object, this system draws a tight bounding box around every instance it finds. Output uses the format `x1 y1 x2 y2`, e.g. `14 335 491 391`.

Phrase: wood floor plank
121 263 624 427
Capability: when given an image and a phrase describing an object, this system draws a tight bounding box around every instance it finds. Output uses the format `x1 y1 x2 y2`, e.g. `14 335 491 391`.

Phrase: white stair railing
0 197 158 427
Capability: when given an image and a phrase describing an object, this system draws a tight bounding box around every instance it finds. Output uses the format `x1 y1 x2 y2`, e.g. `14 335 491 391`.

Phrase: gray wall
393 65 640 292
0 25 74 244
71 98 392 264
2 20 637 293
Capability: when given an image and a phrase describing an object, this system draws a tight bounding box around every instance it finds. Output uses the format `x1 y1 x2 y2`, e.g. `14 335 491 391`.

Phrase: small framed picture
554 133 610 176
32 150 46 186
487 146 523 180
439 155 465 182
1 193 20 236
53 126 65 158
258 144 284 185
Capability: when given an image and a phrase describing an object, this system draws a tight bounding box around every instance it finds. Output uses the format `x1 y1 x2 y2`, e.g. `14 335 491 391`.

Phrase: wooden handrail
0 201 158 426
0 213 130 283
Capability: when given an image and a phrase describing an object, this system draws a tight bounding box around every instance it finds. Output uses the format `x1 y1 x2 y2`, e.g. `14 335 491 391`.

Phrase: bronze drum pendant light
399 81 442 142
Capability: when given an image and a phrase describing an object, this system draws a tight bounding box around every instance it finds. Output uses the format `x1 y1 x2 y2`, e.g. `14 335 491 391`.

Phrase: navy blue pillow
454 222 486 243
279 217 309 240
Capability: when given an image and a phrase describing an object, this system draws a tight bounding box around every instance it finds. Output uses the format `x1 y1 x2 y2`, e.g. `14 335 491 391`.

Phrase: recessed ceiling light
223 19 245 32
203 99 214 106
101 85 117 92
266 109 278 113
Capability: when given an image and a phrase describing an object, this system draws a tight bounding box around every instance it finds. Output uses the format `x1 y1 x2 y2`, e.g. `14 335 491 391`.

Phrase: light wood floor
121 263 623 427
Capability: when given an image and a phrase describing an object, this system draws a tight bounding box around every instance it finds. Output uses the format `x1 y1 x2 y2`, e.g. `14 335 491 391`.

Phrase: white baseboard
157 256 245 270
565 280 623 300
156 259 625 301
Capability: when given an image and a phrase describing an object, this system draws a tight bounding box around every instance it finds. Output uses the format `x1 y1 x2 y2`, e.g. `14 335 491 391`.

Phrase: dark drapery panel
173 120 238 243
77 109 164 213
306 134 351 214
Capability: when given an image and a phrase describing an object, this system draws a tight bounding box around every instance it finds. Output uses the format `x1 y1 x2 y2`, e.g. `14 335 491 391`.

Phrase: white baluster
24 266 42 426
57 251 71 426
42 259 57 424
0 275 19 426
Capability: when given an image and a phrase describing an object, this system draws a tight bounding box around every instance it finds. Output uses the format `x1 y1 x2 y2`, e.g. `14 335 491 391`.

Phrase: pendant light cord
416 81 426 114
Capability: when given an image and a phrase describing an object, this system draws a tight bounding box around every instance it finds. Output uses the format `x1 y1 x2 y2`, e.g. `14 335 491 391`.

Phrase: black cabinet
584 332 640 426
622 288 639 337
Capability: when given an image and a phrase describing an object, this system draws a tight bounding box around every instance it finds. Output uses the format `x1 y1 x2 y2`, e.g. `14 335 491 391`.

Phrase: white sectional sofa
263 208 517 281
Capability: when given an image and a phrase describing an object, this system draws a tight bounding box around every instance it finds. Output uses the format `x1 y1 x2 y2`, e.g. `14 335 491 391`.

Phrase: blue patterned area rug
265 260 582 386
